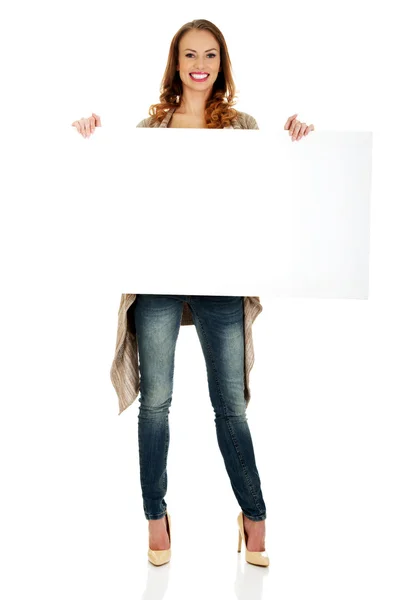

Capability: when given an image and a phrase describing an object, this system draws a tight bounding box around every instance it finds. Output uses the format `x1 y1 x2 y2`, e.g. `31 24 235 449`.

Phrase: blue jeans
132 294 267 522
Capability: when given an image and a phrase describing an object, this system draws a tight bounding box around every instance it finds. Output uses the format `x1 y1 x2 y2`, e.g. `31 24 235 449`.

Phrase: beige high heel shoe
237 511 269 567
148 512 171 567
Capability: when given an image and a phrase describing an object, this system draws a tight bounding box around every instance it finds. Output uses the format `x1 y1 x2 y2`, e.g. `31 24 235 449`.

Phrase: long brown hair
148 19 239 129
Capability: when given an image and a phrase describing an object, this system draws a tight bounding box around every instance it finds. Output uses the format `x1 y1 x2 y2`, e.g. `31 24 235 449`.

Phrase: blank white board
66 127 372 298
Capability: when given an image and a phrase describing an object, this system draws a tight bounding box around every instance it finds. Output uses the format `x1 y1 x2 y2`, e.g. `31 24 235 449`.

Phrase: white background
0 1 399 599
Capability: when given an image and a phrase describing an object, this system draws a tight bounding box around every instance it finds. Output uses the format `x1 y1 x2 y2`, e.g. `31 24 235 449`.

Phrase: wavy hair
147 19 239 129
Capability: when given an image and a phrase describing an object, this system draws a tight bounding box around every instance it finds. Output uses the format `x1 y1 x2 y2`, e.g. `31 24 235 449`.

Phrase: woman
72 19 314 568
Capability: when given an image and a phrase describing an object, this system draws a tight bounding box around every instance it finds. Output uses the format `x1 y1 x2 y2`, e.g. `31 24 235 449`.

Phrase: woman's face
176 29 222 94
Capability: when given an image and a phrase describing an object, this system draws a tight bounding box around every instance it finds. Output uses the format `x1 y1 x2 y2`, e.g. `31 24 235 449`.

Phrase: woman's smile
189 72 210 81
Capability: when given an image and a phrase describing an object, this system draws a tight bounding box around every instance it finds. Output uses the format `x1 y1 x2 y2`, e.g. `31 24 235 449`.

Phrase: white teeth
191 73 208 79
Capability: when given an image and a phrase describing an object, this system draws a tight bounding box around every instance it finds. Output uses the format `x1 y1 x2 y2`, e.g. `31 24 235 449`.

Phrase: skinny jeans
131 294 267 522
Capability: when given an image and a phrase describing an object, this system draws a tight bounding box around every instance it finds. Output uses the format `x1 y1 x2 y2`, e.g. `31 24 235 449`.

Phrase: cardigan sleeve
136 118 150 127
235 111 259 130
245 113 259 130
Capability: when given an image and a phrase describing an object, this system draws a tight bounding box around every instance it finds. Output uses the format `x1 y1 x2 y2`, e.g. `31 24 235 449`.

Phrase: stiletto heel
237 511 269 567
238 528 242 552
148 512 171 567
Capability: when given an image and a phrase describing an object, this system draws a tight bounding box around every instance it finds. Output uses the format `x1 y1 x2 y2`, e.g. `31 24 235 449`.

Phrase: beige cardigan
110 106 263 415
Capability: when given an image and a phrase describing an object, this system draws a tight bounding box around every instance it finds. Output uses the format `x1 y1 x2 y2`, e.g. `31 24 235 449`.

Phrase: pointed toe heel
147 512 172 567
237 511 269 567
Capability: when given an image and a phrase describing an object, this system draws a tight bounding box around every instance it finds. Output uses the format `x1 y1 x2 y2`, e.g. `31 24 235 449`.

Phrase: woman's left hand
284 113 315 141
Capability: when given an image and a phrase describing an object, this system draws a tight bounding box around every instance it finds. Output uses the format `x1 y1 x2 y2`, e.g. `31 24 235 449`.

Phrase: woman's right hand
71 113 102 138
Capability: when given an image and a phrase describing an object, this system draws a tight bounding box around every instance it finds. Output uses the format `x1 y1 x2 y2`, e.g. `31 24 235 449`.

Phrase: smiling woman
107 18 271 568
68 9 316 568
72 17 272 569
68 9 317 568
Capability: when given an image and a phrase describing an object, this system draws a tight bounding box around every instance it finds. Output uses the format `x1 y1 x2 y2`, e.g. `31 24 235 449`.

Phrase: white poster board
66 127 372 298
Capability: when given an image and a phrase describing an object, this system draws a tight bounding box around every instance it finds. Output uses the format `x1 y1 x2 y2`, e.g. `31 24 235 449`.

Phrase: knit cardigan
110 106 263 415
